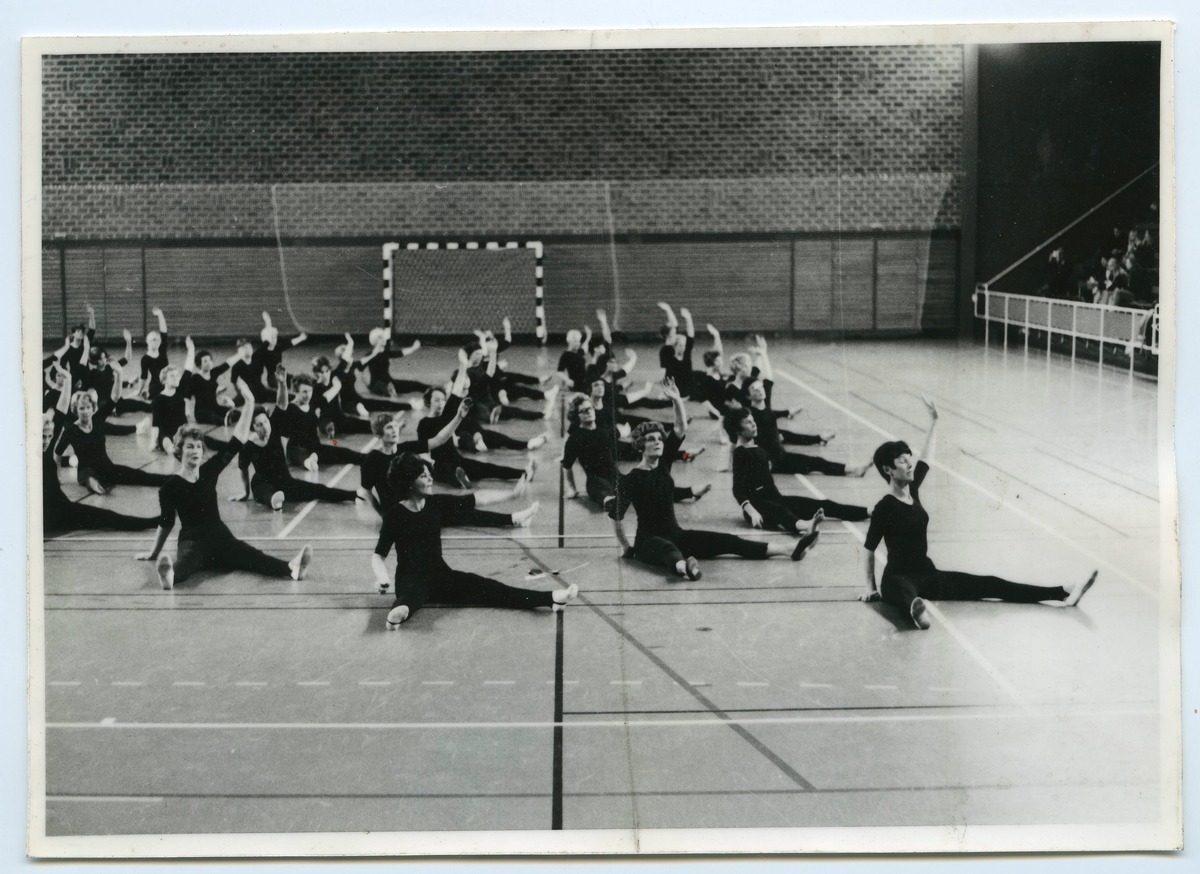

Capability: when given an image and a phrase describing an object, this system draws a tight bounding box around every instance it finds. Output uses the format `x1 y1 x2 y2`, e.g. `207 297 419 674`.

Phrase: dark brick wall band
43 236 957 342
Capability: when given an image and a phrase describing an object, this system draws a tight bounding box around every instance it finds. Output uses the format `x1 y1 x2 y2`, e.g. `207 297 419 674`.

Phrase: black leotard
609 430 690 544
158 439 241 538
864 461 934 575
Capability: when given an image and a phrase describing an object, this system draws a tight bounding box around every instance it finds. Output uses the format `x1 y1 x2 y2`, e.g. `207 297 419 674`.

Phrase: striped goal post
382 240 546 345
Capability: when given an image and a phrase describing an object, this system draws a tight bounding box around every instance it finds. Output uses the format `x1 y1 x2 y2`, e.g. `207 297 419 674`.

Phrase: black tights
391 569 553 619
250 474 356 506
433 455 524 485
286 442 366 467
746 493 868 530
173 532 292 583
355 397 413 413
80 463 171 492
370 378 432 397
779 430 823 446
880 568 1069 611
492 404 543 422
767 450 846 477
629 529 769 570
44 500 158 533
193 406 229 427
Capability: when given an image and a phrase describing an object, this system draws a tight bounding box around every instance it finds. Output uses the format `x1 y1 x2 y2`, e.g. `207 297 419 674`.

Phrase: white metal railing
973 286 1158 374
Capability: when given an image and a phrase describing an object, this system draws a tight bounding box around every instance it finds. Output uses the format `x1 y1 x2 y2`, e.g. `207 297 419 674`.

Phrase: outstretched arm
596 309 613 346
108 361 123 404
623 348 637 374
501 316 513 345
581 325 592 355
662 377 687 437
485 339 498 378
289 331 309 348
56 371 72 416
679 307 695 339
323 376 342 404
340 333 355 364
401 339 422 357
85 303 96 334
915 397 938 464
151 306 168 336
452 349 470 398
428 400 472 450
122 329 134 367
657 302 678 345
612 515 632 552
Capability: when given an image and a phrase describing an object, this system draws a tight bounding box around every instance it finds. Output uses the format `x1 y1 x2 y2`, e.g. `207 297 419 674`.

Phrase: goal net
383 242 546 342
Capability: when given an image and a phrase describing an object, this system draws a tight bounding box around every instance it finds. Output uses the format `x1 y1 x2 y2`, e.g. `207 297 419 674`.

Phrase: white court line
100 717 116 725
421 680 454 686
48 796 164 804
737 681 769 687
49 681 81 687
275 438 379 540
295 681 330 687
483 680 516 685
172 682 206 687
610 680 642 686
359 680 391 687
800 683 833 689
776 366 1155 598
235 682 267 687
794 471 1033 714
51 533 621 544
863 685 898 691
110 681 142 687
47 706 1156 731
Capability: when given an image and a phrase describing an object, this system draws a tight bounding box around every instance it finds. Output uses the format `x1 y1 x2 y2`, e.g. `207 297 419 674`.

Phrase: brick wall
41 47 964 340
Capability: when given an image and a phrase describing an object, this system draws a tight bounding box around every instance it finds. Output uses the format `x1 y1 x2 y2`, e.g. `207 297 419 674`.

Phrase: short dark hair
386 452 430 498
292 373 314 389
702 350 721 368
872 440 913 481
723 407 752 441
423 385 445 406
632 421 666 450
252 405 270 423
235 337 252 349
197 350 213 363
312 355 332 372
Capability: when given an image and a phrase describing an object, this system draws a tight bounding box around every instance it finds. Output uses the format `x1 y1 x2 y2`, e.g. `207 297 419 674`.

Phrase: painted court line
49 681 80 687
110 681 142 687
421 680 454 686
276 438 379 540
864 685 898 691
46 706 1156 731
483 680 516 686
737 682 770 687
610 680 643 686
48 796 164 804
359 680 391 687
295 681 330 687
100 717 116 725
172 681 206 687
775 366 1155 598
801 683 834 689
235 682 267 687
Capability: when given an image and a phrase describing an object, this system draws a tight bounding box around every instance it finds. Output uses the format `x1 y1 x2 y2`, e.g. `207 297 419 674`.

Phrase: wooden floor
39 337 1164 837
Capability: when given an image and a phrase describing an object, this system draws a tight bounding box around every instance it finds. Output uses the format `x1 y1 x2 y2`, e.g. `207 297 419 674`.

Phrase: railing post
1099 306 1105 369
1071 303 1077 363
1024 297 1030 353
1003 294 1008 352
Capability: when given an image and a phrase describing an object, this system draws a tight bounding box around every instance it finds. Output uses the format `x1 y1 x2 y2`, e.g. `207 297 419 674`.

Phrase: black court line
552 609 564 830
519 539 816 793
1033 445 1159 502
960 450 1129 537
558 391 566 550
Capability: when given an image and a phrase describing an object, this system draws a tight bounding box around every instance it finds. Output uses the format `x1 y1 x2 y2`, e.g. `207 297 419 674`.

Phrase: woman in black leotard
417 359 535 488
364 329 431 398
333 334 413 415
135 379 314 590
234 405 361 511
183 336 239 426
277 369 368 472
361 405 470 514
860 399 1097 629
41 387 159 534
724 407 867 533
370 452 563 629
609 379 817 582
136 306 171 400
149 365 191 453
312 356 374 437
53 373 171 495
563 386 710 509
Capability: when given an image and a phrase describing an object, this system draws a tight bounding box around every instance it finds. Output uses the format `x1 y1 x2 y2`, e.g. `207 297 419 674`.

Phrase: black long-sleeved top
238 410 294 484
864 461 935 575
374 493 507 578
609 430 693 544
158 438 241 537
416 395 464 466
185 363 230 412
730 444 785 507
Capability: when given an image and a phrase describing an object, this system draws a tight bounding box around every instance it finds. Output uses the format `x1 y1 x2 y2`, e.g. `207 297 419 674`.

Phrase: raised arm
121 329 134 367
233 379 257 443
679 307 695 339
85 303 96 334
428 399 472 450
753 335 773 382
623 348 638 374
55 371 72 416
401 339 422 357
582 325 592 355
596 309 613 346
108 360 123 404
501 316 513 345
184 336 197 374
657 302 678 345
289 331 309 348
340 333 355 364
484 338 498 378
915 397 938 464
661 377 687 437
706 323 724 357
151 305 168 336
275 365 289 410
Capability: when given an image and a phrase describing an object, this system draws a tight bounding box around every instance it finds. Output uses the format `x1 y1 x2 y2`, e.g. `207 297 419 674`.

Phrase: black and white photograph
23 20 1180 858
